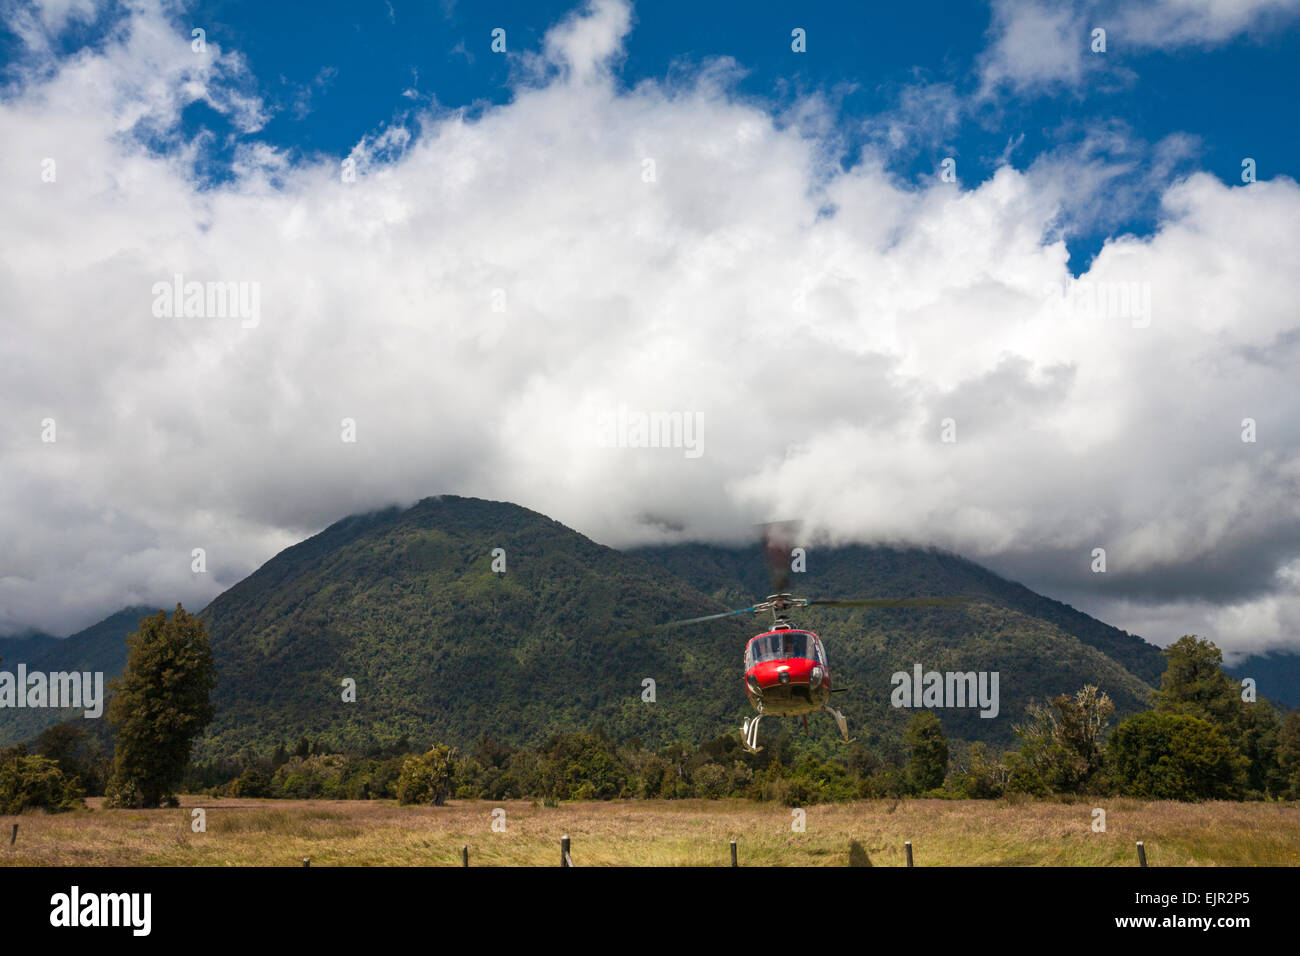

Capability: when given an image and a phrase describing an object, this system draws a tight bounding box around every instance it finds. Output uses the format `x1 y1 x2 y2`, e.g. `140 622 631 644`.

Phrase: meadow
3 797 1298 866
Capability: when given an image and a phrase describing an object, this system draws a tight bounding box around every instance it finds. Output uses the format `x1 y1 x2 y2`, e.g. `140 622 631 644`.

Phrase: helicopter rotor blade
804 596 974 609
656 604 765 630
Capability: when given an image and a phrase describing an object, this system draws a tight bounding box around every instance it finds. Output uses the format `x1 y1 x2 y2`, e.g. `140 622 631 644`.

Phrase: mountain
196 496 754 760
3 496 1169 760
192 495 1157 759
0 606 155 747
627 542 1166 684
1228 652 1300 710
0 632 58 664
628 541 1162 748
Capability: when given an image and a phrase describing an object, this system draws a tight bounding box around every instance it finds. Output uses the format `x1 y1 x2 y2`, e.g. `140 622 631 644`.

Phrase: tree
35 721 109 796
105 605 215 808
1234 697 1284 795
954 742 1008 799
1105 711 1247 800
1153 635 1283 795
1007 685 1114 794
535 732 628 800
396 744 456 806
904 712 949 793
1152 636 1240 723
692 762 729 798
1279 711 1300 798
0 746 84 814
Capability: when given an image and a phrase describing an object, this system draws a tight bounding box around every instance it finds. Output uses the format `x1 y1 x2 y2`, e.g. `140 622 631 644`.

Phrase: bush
536 733 627 800
271 754 348 799
229 765 272 798
1010 686 1114 795
952 742 1007 799
1106 711 1247 800
788 756 858 804
0 749 84 814
693 763 728 799
397 745 456 806
859 767 909 799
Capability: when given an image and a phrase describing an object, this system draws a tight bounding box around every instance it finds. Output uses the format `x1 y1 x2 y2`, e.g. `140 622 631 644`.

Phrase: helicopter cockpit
745 630 825 668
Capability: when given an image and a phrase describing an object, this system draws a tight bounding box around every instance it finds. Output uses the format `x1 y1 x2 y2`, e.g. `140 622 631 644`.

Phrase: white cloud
980 0 1087 94
540 0 634 82
1 0 1298 665
1116 0 1300 46
979 0 1300 93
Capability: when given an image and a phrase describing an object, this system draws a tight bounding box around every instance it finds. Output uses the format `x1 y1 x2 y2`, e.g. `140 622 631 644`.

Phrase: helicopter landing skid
824 704 855 745
741 715 764 753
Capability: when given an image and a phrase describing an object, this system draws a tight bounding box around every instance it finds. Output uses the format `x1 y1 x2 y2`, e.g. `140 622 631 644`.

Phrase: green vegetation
0 606 154 748
0 747 83 814
904 712 948 792
13 629 1296 810
185 496 1159 760
2 496 1294 811
105 605 215 808
3 497 1167 761
1004 685 1113 795
397 745 456 806
1106 712 1246 800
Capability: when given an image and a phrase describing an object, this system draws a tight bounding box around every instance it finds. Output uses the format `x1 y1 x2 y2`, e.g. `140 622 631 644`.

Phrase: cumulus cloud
1 0 1298 663
979 0 1300 94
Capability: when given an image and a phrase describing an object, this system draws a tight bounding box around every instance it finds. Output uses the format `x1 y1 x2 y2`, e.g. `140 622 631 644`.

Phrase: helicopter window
748 632 820 665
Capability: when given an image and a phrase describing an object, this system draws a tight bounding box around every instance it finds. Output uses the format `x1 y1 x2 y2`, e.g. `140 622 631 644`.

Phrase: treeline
5 629 1298 812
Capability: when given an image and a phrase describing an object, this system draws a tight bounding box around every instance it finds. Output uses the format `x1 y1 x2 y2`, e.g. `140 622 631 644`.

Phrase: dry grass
2 797 1297 866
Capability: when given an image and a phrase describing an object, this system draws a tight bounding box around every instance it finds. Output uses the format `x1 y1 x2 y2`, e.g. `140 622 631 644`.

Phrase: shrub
397 745 456 806
0 749 84 814
693 763 728 799
1106 711 1247 800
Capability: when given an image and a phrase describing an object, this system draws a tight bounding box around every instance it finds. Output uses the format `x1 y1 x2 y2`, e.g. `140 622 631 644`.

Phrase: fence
288 837 1154 867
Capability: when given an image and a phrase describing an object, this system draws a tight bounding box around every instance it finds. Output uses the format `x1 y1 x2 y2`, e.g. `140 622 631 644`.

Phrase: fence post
905 841 914 868
1136 841 1147 867
302 857 310 868
9 824 16 846
461 845 469 867
730 839 738 867
561 835 572 867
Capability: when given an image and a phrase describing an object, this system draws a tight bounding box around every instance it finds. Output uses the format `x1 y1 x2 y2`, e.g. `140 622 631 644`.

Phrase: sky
1 0 1299 664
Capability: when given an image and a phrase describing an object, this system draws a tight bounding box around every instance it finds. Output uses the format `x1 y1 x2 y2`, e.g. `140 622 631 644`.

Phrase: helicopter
658 527 968 753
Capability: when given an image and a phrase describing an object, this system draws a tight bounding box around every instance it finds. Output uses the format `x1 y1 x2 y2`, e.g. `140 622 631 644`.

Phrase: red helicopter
660 528 966 753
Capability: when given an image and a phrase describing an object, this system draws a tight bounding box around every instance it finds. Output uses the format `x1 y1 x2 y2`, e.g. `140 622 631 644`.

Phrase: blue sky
9 0 1293 273
2 0 1300 657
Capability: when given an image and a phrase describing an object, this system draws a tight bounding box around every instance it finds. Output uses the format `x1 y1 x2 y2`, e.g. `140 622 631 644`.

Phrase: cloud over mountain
1 0 1297 662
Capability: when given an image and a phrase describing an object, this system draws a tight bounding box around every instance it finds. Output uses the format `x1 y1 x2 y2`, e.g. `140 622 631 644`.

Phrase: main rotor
658 590 970 631
653 519 974 632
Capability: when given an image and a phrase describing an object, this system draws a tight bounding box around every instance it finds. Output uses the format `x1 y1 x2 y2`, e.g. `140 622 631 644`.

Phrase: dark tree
105 605 215 808
1153 635 1284 794
904 712 949 793
1106 711 1246 800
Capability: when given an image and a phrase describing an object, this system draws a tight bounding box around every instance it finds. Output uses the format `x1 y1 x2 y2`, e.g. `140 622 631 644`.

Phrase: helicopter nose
777 666 791 686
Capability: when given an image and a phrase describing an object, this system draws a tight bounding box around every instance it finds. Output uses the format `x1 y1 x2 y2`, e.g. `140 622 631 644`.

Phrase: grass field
3 797 1298 866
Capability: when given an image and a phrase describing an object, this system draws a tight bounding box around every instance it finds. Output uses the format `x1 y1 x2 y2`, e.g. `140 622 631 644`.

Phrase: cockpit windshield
746 631 824 667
